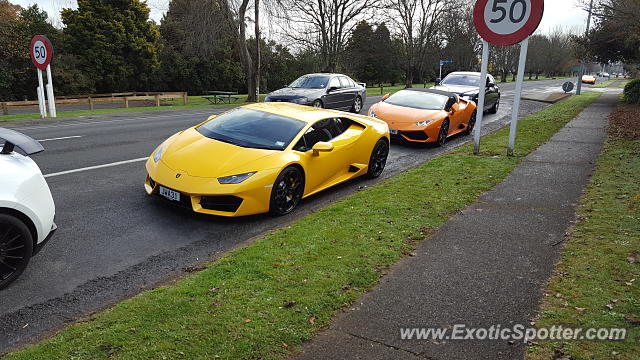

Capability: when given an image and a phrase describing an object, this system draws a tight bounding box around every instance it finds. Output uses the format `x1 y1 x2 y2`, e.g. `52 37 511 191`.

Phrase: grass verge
591 79 618 88
0 95 271 123
526 100 640 360
3 93 600 360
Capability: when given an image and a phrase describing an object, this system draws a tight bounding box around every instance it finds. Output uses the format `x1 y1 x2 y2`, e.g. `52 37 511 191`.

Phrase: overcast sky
11 0 589 34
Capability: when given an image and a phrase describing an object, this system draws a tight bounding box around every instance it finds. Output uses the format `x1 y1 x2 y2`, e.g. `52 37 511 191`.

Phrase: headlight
416 120 432 127
217 171 257 184
153 143 166 163
291 97 308 104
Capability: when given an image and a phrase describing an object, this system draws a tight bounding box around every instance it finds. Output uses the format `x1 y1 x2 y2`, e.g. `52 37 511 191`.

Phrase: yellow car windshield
197 108 306 151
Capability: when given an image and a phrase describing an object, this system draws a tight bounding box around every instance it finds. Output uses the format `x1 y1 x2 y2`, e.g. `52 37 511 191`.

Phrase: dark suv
432 71 501 114
265 73 367 113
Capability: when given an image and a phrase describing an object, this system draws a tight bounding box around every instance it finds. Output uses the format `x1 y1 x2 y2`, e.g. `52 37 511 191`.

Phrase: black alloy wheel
0 214 33 290
366 139 389 178
437 119 450 147
351 96 363 113
270 166 305 216
465 110 477 135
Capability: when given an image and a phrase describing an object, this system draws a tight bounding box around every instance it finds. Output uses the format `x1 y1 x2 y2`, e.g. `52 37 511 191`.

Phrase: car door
323 77 343 109
338 76 357 109
294 118 361 193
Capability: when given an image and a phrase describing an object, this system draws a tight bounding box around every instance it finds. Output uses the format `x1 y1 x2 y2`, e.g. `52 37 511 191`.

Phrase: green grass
0 95 270 123
527 101 640 360
2 93 601 360
591 79 618 88
366 84 432 97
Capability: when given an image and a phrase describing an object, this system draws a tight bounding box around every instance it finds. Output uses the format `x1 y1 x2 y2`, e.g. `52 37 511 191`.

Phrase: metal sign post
439 60 454 80
30 35 56 118
473 42 489 155
36 69 47 118
473 0 544 155
507 37 529 156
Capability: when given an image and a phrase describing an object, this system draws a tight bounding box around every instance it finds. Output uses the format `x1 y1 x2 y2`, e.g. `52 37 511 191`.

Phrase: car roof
445 71 483 77
238 102 359 124
402 88 457 103
301 73 348 78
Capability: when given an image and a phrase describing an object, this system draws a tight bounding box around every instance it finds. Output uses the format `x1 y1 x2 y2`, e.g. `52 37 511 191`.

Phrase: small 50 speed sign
474 0 544 46
30 35 53 70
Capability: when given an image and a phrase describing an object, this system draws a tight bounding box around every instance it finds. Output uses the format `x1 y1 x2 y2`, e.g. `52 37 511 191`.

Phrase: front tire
437 119 449 147
0 214 33 290
351 96 363 113
312 99 324 108
269 166 305 216
366 139 389 178
489 98 499 114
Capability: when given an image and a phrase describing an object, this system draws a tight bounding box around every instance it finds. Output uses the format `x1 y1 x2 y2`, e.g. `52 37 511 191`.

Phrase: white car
0 128 56 290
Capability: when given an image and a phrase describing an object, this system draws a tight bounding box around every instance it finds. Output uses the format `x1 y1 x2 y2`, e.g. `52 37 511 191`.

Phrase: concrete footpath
292 93 617 360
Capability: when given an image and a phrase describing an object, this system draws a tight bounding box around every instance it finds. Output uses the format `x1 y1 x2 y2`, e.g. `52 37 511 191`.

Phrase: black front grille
200 196 243 213
401 131 429 141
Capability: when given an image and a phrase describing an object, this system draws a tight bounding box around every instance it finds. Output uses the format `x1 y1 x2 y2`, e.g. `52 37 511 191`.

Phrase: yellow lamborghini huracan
145 103 390 216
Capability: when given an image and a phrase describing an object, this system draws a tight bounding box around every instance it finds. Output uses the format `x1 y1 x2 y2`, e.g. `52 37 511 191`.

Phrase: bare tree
274 0 380 72
388 0 455 87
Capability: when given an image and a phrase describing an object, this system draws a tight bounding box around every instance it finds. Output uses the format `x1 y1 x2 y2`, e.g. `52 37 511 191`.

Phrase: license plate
390 129 399 135
159 186 180 202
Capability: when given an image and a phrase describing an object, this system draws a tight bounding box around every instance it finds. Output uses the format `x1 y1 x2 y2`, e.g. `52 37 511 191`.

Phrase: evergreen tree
61 0 161 93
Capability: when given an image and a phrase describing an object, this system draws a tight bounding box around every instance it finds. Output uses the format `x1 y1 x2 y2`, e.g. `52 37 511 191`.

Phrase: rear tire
437 119 449 147
351 96 363 113
366 139 389 179
269 166 305 216
0 214 33 290
489 98 499 114
464 110 477 135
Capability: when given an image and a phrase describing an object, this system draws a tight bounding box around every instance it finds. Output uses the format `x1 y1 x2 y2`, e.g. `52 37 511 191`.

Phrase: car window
328 77 341 89
289 75 330 89
384 90 448 110
197 108 306 151
293 118 352 152
339 77 350 88
348 78 356 87
441 74 480 87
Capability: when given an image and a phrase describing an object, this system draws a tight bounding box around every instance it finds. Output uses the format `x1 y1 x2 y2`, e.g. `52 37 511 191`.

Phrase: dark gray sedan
265 73 367 113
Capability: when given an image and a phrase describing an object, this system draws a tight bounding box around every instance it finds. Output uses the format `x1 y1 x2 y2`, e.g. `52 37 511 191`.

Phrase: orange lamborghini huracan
368 89 477 146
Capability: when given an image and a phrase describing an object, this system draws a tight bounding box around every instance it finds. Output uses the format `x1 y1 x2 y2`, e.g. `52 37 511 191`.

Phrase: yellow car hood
161 128 278 177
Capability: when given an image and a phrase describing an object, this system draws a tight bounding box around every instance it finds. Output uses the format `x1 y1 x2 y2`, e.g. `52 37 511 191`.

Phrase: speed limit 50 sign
30 35 53 70
474 0 544 46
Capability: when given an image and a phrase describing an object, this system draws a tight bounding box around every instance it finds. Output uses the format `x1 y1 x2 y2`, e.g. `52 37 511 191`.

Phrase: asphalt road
0 78 573 351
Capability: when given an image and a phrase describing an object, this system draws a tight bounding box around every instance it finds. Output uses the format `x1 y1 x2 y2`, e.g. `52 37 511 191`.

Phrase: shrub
623 79 640 104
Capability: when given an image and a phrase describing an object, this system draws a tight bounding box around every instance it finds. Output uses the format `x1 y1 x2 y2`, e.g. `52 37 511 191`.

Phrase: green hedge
623 79 640 104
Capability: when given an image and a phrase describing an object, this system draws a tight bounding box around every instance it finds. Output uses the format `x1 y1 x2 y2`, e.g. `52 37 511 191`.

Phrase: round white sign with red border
30 35 53 70
474 0 544 46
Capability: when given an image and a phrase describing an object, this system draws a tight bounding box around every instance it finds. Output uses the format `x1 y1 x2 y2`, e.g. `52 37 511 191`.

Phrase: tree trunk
221 0 256 101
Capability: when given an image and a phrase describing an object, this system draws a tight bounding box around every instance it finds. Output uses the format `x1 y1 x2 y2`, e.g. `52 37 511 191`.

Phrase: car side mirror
435 78 441 85
381 93 391 101
312 141 334 156
327 86 339 93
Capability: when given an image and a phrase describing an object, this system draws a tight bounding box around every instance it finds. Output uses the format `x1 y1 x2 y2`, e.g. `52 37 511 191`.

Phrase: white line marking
44 157 148 178
38 135 82 142
12 111 216 131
